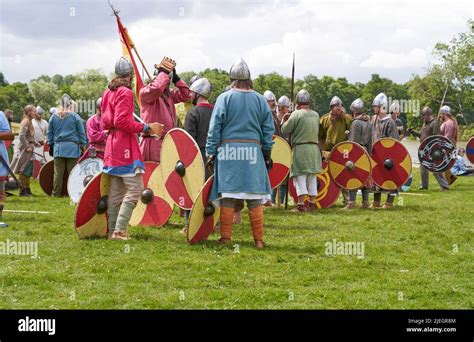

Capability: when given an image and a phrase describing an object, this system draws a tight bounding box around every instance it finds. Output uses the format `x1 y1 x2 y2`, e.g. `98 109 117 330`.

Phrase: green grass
0 171 472 309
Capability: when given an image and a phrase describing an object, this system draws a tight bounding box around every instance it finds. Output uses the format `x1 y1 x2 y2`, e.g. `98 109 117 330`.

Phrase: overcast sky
0 0 472 84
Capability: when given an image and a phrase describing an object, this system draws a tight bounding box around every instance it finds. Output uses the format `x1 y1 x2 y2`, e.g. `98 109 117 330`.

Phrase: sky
0 0 472 84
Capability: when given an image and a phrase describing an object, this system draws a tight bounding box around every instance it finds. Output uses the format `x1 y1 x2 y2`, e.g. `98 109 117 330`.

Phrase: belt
293 141 318 146
221 139 261 144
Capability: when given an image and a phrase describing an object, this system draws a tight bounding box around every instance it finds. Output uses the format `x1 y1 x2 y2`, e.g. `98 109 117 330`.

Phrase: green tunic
281 109 322 177
318 112 352 151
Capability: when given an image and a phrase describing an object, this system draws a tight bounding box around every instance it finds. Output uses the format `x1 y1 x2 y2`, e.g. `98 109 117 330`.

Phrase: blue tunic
47 112 87 158
206 89 275 202
0 111 10 178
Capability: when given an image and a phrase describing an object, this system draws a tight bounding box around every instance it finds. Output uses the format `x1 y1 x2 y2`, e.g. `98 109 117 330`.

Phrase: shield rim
67 157 104 204
269 135 291 189
418 135 456 173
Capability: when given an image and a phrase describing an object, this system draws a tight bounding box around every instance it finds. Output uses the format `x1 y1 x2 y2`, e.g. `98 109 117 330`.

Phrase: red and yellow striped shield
130 162 174 227
268 135 291 189
289 160 340 209
74 173 110 239
187 176 220 244
372 138 412 190
161 128 205 210
328 142 372 190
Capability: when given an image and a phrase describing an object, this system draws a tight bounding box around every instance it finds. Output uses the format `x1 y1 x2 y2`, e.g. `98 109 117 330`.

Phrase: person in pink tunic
139 58 191 162
101 57 163 241
82 97 106 161
439 105 458 145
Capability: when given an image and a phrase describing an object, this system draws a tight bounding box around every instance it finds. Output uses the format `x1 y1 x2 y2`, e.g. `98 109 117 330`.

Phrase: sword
0 155 23 190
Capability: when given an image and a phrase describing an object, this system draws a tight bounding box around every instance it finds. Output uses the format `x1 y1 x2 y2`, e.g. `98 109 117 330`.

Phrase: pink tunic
101 86 145 175
440 119 457 145
81 114 107 161
139 73 191 162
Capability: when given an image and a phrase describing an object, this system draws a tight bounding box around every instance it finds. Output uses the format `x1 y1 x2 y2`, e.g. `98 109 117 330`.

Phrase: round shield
67 158 104 204
418 135 456 173
32 145 47 179
328 142 372 190
74 173 110 238
371 138 412 190
268 135 291 189
39 159 69 196
187 176 220 244
466 137 474 164
160 128 205 210
129 162 174 227
288 160 340 209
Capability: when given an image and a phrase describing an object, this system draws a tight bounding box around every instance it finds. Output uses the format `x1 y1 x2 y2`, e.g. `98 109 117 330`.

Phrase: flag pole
284 53 295 210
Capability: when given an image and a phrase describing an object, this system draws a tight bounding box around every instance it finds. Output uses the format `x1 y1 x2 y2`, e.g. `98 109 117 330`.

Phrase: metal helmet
189 75 202 86
190 78 212 98
263 90 276 102
115 56 134 77
278 95 290 107
421 106 432 116
229 58 251 81
60 93 73 109
36 106 44 115
96 97 102 110
372 92 388 109
440 105 451 114
296 89 310 104
390 101 400 113
329 96 342 108
350 98 364 114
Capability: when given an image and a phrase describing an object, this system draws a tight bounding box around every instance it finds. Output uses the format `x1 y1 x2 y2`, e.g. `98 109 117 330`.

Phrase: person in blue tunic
206 58 274 249
0 111 14 220
47 94 87 197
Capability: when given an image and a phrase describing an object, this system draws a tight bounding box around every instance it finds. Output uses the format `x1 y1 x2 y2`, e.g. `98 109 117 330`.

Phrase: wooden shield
32 159 44 180
268 135 291 189
328 142 372 190
187 176 220 244
74 173 110 238
160 128 205 210
466 137 474 164
67 158 103 204
39 160 69 196
371 138 412 190
418 135 456 173
288 160 340 209
129 162 174 227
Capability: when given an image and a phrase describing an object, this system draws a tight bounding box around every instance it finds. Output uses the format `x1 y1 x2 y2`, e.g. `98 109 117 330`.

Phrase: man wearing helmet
319 96 352 204
370 93 400 208
206 58 274 249
345 98 372 209
101 57 163 240
139 57 191 162
176 75 201 128
281 89 322 213
264 90 281 137
407 106 449 191
32 106 48 147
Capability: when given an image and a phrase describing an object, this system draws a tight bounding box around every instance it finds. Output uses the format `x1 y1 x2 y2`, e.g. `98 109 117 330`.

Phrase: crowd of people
0 56 471 246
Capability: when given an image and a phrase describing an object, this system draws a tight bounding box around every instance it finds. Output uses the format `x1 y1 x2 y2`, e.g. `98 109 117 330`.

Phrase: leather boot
249 206 265 249
218 206 234 245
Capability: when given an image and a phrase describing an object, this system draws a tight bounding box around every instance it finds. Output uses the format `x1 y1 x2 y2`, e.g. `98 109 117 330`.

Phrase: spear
284 53 295 210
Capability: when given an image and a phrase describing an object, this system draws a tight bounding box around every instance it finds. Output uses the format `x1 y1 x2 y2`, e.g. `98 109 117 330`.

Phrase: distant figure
450 148 474 176
11 105 41 196
0 111 14 219
4 109 14 161
83 97 106 160
47 94 87 197
281 89 322 213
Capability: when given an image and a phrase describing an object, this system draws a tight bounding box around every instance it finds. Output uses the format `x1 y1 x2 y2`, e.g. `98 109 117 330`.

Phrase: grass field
0 171 472 309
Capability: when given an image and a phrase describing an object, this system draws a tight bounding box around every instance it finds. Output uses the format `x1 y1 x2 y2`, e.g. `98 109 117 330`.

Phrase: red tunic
139 73 190 162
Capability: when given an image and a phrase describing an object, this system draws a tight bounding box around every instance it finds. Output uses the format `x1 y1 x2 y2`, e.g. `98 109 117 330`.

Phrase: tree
0 82 35 121
29 79 60 113
0 73 8 87
69 69 108 118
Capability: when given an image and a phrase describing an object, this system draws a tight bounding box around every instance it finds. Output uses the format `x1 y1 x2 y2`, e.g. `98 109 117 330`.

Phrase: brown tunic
11 119 36 174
